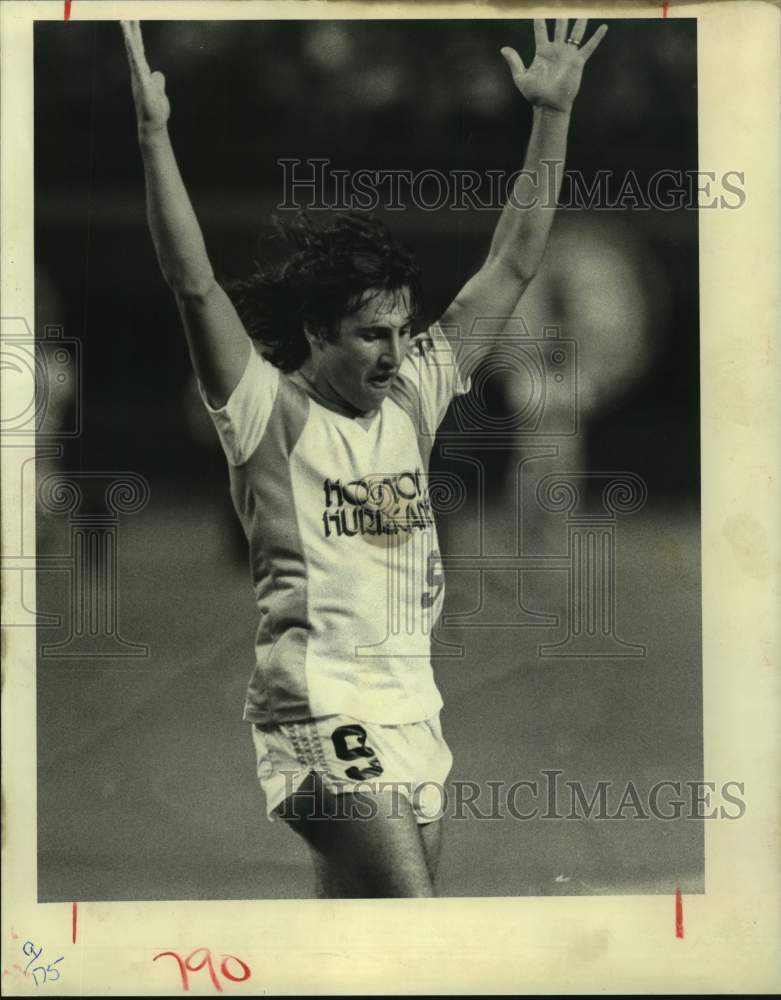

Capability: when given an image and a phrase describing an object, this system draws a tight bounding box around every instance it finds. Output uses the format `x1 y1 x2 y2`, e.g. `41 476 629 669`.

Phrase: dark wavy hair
227 212 424 372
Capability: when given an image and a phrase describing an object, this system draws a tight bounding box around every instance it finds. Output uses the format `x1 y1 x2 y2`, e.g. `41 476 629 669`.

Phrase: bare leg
276 772 434 898
419 818 443 883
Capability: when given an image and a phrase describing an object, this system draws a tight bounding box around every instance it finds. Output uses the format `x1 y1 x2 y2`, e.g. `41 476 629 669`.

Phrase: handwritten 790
153 947 252 992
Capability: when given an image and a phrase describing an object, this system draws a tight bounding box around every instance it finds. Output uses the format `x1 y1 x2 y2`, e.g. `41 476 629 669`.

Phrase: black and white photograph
33 11 706 901
2 0 780 993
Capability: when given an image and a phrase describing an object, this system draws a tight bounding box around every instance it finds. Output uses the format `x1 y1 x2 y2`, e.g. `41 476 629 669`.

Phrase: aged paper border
2 0 779 994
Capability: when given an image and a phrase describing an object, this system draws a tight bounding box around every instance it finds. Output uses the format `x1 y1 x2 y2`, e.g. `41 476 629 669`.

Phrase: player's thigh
419 817 443 879
280 771 434 898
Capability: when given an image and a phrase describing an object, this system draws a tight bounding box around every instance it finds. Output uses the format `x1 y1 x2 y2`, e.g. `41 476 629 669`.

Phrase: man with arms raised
121 17 607 897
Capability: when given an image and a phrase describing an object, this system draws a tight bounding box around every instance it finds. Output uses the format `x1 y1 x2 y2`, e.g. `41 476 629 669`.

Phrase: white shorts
250 713 453 825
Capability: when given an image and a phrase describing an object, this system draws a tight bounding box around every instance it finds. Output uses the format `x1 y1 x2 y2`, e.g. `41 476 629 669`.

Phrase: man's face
311 288 414 415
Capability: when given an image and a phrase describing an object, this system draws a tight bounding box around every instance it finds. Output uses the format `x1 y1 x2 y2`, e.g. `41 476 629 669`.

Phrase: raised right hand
500 19 608 115
121 21 170 132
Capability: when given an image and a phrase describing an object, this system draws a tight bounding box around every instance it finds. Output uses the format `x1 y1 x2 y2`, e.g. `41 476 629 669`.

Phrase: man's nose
381 335 403 369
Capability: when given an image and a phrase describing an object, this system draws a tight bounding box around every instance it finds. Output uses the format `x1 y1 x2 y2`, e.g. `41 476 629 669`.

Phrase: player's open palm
501 18 607 114
121 20 170 131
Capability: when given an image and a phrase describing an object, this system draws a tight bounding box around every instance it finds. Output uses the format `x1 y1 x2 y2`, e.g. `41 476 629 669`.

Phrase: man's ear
303 320 327 351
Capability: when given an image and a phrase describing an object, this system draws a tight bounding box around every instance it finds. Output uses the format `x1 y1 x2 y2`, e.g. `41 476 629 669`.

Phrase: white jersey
201 323 469 725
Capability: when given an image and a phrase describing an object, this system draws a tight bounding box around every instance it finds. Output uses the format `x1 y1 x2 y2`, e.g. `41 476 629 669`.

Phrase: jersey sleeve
398 321 471 433
198 347 280 466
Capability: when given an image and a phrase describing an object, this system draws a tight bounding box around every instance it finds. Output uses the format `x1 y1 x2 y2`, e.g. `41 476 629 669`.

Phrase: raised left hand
121 21 171 133
501 18 608 114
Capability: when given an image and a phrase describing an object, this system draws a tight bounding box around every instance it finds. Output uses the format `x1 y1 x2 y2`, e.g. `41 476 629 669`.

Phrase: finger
120 20 136 58
554 18 568 44
500 46 525 78
129 20 143 47
131 20 150 66
569 18 588 45
120 21 142 68
533 18 549 49
580 23 608 60
120 20 150 78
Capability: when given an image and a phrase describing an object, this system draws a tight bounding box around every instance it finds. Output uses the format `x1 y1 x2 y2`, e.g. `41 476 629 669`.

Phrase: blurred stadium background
33 18 702 899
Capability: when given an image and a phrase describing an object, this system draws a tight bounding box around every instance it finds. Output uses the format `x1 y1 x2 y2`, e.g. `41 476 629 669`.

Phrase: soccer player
121 17 607 898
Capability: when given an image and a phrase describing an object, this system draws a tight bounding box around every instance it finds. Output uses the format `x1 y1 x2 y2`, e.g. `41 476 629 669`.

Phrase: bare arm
441 19 607 368
121 21 249 406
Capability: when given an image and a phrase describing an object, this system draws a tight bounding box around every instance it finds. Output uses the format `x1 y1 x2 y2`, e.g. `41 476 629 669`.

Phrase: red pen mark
662 1 669 17
71 902 78 944
675 887 684 938
219 955 252 984
154 948 251 992
64 0 72 19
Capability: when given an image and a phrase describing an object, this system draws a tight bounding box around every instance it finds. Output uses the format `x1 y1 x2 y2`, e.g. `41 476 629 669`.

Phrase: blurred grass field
36 493 702 901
